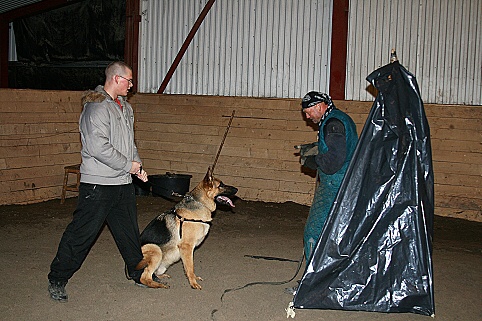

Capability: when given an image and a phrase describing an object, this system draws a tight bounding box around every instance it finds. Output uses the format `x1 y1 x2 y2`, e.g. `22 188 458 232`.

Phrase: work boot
48 280 68 302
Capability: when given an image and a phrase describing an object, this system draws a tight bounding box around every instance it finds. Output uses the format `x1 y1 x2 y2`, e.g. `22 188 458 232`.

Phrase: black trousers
48 183 143 283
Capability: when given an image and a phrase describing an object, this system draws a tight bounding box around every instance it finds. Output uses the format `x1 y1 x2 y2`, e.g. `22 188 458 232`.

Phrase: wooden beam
158 0 216 94
1 0 84 22
0 22 9 87
124 0 141 93
329 0 349 100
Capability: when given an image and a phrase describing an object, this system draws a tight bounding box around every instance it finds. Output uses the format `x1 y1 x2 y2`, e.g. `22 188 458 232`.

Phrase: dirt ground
0 194 480 321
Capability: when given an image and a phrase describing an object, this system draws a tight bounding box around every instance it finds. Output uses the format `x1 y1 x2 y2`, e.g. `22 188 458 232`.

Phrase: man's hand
298 142 318 157
130 161 148 182
136 168 148 182
295 142 318 167
302 155 317 170
129 161 142 174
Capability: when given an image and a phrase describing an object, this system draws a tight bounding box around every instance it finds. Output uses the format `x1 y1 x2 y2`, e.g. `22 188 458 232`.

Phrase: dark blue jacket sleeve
315 118 346 175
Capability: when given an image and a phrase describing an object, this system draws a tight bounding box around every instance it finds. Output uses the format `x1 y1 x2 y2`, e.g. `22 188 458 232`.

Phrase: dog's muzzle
215 185 238 207
215 195 235 207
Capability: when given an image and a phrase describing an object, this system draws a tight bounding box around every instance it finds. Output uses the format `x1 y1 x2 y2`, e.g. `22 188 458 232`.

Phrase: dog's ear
203 167 214 188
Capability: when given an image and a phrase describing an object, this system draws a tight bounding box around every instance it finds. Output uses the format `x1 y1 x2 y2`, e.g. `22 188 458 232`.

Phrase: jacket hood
81 87 108 106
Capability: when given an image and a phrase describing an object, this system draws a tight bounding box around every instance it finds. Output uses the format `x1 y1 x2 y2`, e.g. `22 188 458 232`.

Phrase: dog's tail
135 259 148 270
136 243 160 269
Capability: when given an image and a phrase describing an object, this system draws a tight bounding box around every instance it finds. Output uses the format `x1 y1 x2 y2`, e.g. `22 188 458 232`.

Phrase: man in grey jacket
48 61 151 302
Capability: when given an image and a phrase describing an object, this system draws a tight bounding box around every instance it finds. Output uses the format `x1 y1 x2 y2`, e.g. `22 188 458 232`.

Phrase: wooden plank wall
0 89 83 203
0 89 480 222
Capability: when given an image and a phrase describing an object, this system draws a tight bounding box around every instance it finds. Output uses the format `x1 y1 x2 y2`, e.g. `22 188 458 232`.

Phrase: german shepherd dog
136 168 237 289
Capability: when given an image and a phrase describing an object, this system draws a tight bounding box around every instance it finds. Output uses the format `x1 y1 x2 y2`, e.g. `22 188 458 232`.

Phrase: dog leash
211 110 235 174
210 251 305 320
244 254 300 263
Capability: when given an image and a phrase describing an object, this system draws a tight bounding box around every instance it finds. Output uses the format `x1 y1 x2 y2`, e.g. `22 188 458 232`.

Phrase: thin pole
212 110 235 173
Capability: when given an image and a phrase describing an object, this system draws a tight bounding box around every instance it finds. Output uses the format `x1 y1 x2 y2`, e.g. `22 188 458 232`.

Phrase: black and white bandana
301 91 332 109
301 91 336 123
319 98 335 124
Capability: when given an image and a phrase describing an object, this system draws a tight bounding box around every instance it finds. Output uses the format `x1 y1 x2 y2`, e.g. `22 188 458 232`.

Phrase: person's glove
302 155 317 170
296 142 318 168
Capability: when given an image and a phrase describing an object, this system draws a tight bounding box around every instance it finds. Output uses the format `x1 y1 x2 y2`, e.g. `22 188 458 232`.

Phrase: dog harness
167 201 212 239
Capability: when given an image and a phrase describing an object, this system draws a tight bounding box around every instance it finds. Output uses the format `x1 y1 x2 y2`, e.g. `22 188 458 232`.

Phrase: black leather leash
210 252 305 320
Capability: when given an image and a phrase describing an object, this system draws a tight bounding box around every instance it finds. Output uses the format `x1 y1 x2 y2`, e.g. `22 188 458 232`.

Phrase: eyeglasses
117 75 134 85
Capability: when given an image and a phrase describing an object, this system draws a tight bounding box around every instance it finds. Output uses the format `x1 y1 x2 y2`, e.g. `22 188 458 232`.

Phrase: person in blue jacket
299 91 358 261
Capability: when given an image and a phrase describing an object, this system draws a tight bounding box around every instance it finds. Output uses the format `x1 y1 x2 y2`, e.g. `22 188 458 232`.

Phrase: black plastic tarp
293 61 435 316
13 0 125 63
10 0 125 90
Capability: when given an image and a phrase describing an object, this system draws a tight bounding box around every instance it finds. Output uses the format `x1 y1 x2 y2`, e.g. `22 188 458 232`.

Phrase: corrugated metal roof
0 0 43 14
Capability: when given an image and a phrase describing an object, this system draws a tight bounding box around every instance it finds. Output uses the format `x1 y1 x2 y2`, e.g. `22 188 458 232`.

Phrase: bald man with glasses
48 61 159 302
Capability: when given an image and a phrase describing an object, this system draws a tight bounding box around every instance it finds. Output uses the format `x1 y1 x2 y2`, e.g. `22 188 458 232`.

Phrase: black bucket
149 172 192 198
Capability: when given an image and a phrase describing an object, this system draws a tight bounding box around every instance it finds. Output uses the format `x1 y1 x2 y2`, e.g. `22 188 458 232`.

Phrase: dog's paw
151 282 170 289
157 273 171 279
155 282 170 289
189 276 203 290
150 274 171 288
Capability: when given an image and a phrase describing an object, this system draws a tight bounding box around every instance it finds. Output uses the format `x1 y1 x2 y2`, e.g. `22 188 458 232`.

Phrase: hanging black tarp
13 0 125 63
10 0 125 90
293 60 435 316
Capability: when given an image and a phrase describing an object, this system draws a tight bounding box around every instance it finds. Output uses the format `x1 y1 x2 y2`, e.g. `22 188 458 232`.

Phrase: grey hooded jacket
79 85 141 185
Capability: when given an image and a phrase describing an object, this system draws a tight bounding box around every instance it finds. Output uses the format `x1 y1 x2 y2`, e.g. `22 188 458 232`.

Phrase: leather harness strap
174 210 212 239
